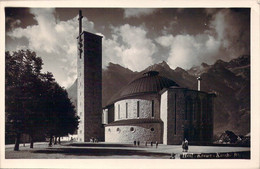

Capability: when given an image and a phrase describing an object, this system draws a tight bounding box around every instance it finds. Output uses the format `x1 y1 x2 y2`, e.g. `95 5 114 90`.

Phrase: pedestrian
134 140 136 146
151 141 153 147
137 141 140 146
170 153 175 159
145 141 147 147
184 138 189 152
156 141 158 148
182 140 185 152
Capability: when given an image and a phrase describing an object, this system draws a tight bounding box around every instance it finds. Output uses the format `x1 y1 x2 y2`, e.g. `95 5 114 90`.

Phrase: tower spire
78 10 83 36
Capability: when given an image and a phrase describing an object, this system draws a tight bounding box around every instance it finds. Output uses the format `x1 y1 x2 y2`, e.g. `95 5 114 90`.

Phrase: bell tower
77 10 103 142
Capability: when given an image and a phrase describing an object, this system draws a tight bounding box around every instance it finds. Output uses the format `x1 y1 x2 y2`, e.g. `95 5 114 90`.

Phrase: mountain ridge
67 55 250 136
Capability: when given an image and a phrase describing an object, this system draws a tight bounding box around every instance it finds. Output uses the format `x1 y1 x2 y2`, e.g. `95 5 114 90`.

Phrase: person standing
155 141 158 148
182 140 185 152
184 138 189 152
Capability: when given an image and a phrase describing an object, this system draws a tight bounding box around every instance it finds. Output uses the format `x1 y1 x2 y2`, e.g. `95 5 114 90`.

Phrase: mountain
67 55 250 136
187 62 210 77
67 63 138 108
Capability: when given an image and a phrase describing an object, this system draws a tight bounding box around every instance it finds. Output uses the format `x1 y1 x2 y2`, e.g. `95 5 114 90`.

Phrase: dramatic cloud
156 8 250 70
8 9 157 86
208 9 250 59
6 17 21 31
156 34 220 69
103 24 157 71
124 8 158 18
7 8 249 86
8 8 96 87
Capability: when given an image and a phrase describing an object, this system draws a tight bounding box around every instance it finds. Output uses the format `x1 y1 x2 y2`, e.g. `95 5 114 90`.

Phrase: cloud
156 34 220 69
156 8 250 70
103 24 156 71
6 17 21 31
7 8 96 88
124 8 158 18
208 9 250 59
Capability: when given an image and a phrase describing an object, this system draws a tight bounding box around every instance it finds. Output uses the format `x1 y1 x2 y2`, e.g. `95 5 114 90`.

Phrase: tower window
137 101 140 118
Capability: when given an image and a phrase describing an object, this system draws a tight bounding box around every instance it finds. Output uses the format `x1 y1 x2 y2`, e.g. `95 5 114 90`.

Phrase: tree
5 50 45 150
41 75 79 146
5 50 79 150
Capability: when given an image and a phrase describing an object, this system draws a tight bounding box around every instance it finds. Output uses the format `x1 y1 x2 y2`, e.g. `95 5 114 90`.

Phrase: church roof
104 71 179 107
120 71 179 97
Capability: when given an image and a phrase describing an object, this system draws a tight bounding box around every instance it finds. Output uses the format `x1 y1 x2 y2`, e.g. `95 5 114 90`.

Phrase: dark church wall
161 87 215 145
83 32 103 141
77 31 104 142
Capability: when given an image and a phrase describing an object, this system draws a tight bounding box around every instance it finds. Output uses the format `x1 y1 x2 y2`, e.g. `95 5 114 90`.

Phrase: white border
0 0 259 168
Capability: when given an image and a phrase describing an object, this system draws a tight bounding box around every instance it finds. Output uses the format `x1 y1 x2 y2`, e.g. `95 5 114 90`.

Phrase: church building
77 10 215 145
102 71 216 145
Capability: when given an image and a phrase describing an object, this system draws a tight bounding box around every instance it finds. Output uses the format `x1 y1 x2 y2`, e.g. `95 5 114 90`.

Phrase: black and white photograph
1 0 259 169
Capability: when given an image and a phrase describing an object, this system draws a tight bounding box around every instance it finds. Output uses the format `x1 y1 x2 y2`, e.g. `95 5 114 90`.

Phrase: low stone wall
105 123 162 143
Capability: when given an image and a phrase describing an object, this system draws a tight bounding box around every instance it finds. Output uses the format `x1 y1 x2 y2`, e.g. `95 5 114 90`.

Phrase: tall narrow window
185 100 188 120
185 98 192 120
118 104 120 119
151 100 154 117
137 101 140 118
193 102 196 120
174 93 177 135
126 102 128 118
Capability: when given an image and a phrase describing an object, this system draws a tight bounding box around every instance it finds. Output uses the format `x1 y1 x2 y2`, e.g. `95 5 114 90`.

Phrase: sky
5 8 250 88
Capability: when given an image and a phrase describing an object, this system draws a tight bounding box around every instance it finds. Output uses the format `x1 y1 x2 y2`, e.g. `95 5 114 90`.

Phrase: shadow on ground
33 147 169 157
65 143 134 148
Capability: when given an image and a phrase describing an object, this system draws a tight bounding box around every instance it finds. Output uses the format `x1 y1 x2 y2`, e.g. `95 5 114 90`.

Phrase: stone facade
105 123 162 143
114 99 154 121
77 31 103 142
